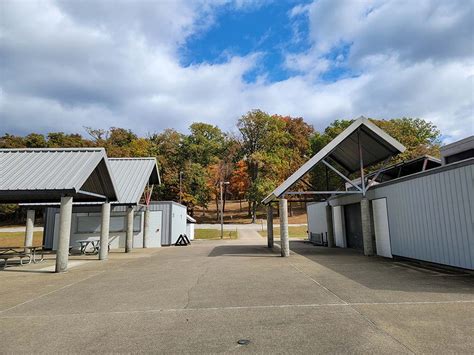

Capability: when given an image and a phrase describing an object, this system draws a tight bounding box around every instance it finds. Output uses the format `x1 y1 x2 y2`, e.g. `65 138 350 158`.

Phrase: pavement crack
184 260 211 309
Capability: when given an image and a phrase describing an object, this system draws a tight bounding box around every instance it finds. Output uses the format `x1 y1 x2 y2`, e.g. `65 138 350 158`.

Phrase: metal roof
262 117 406 204
0 148 118 203
108 158 160 205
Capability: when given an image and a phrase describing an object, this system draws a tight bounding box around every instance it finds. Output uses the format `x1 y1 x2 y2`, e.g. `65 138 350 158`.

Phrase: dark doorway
344 203 363 250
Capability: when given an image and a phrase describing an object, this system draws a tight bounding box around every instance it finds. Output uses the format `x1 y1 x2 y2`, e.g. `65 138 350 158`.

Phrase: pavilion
0 148 118 272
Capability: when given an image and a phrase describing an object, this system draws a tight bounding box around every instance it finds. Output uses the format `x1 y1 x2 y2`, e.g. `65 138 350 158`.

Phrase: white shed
186 215 196 240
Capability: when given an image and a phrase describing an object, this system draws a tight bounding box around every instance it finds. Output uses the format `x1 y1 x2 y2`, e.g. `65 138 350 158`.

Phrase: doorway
344 203 363 251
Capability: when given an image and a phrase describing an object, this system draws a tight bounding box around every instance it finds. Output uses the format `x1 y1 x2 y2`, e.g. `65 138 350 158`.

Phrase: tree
373 117 441 160
149 129 186 201
184 122 225 166
229 160 249 211
238 109 291 222
25 133 47 148
181 162 211 216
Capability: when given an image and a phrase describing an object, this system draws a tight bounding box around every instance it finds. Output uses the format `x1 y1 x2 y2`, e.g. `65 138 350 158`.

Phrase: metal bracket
321 159 363 192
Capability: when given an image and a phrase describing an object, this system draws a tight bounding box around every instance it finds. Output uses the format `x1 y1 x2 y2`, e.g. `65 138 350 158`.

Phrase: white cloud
0 0 472 142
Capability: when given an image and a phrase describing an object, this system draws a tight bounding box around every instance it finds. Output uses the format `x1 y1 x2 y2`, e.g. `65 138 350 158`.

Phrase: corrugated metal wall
371 160 473 270
149 202 171 245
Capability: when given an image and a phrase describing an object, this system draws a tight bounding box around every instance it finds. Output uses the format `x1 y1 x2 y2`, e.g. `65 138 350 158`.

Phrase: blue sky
1 0 473 142
181 1 312 82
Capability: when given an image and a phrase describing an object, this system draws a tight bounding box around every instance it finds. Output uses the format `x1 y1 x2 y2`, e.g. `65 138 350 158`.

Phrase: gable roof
262 117 406 204
108 158 160 205
0 148 117 203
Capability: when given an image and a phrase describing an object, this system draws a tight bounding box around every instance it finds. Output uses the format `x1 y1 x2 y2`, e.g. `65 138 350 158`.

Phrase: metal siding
374 162 473 270
43 207 59 249
0 148 117 201
149 202 171 245
170 204 187 244
108 158 159 204
307 202 327 236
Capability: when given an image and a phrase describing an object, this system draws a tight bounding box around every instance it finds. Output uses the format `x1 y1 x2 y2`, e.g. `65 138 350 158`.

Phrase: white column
279 199 290 257
267 205 274 248
361 197 374 256
55 196 73 273
99 202 110 260
125 206 134 253
24 209 35 252
143 208 150 248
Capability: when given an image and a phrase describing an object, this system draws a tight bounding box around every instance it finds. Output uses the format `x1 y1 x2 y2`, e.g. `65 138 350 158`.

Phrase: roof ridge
0 147 105 152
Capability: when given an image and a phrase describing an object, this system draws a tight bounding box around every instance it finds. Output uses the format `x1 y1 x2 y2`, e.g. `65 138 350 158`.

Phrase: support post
279 199 290 257
24 209 35 252
361 197 374 256
267 204 274 248
325 204 335 248
99 202 110 260
125 206 134 253
56 196 73 273
143 207 150 248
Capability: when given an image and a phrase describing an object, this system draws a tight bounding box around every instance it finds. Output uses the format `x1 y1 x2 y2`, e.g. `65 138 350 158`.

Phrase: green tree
149 129 186 201
238 109 291 222
181 162 211 215
184 122 225 166
24 133 47 148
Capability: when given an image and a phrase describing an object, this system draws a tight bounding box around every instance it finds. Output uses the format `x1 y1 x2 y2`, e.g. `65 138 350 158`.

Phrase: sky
1 0 473 142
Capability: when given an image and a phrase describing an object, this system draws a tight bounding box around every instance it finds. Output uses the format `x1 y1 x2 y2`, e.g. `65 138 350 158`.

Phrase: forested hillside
1 111 441 222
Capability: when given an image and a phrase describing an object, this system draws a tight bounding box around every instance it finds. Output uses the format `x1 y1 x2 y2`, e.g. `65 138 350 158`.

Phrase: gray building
43 201 188 249
306 139 474 270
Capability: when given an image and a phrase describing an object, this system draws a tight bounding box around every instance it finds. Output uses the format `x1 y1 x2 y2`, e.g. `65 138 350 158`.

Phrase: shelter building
0 148 118 272
39 160 190 249
263 117 405 258
263 119 473 271
39 157 161 252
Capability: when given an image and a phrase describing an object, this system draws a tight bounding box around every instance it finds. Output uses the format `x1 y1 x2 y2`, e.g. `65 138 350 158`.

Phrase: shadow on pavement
289 240 474 295
208 244 278 257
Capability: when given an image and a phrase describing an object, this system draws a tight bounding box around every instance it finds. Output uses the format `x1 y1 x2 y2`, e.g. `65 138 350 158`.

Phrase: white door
148 211 162 247
373 198 392 258
332 206 346 248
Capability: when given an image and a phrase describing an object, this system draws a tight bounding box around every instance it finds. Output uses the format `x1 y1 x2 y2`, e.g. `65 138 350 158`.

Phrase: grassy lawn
0 231 44 247
195 229 238 240
258 226 308 239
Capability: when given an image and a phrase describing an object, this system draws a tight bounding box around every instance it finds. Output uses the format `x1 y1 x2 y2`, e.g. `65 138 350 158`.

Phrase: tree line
0 111 441 222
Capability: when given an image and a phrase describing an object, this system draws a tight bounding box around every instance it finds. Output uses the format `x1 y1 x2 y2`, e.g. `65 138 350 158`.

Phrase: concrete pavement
1 228 473 353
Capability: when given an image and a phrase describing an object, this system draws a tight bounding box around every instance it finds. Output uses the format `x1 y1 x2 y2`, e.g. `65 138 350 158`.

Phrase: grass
0 231 44 247
194 200 308 224
195 229 238 240
258 226 308 239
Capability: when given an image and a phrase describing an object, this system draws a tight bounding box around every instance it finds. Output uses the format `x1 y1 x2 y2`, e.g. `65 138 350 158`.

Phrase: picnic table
76 239 100 255
75 239 111 255
0 245 44 269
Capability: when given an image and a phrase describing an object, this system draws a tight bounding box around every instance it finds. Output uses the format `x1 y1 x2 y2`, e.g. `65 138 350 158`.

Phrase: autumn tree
149 129 186 201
